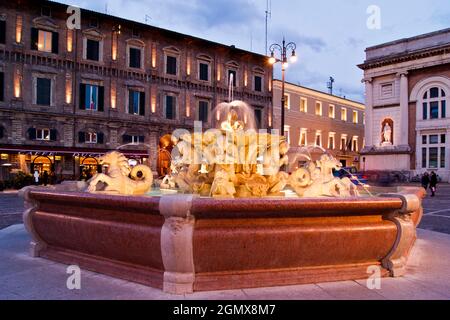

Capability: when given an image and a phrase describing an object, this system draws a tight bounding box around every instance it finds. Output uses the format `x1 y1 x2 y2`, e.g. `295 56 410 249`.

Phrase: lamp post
269 38 297 136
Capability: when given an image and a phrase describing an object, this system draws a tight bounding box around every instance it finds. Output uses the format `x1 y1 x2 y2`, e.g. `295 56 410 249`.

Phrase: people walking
430 171 438 197
33 170 40 185
421 172 430 190
42 171 49 186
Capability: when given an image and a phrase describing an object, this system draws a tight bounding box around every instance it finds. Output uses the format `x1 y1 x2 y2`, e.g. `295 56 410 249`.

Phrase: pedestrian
43 171 49 186
421 172 430 190
33 170 40 185
430 171 438 197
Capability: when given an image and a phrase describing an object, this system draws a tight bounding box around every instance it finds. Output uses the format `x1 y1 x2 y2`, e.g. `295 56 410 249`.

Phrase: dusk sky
57 0 450 102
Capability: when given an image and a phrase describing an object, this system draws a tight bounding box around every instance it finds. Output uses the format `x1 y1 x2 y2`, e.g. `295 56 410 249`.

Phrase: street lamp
269 38 297 136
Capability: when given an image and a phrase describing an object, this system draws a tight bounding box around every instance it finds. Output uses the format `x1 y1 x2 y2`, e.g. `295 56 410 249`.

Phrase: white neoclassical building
359 28 450 182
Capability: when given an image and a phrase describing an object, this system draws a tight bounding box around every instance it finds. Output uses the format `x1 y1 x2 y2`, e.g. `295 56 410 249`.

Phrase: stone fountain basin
21 187 424 294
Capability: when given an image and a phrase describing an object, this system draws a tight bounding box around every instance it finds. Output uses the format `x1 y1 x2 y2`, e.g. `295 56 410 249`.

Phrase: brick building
359 28 450 182
273 80 365 172
0 0 272 181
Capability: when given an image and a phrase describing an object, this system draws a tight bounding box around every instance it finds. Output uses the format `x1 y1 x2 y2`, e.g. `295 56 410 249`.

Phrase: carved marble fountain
21 99 425 294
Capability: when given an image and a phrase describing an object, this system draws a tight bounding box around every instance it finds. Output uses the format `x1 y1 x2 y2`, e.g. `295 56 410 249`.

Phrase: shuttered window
36 78 51 106
128 90 145 116
80 84 104 111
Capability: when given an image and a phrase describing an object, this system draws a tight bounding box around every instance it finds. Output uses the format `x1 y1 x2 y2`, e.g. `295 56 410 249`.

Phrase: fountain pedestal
21 187 425 294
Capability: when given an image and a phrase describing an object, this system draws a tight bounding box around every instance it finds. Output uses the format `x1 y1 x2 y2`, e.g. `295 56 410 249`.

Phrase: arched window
422 86 446 120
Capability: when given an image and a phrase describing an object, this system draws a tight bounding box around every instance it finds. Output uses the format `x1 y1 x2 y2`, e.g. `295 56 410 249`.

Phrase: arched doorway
80 157 101 180
31 156 54 175
158 134 174 178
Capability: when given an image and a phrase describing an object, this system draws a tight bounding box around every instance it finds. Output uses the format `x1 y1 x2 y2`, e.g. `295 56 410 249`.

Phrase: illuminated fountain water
20 75 426 294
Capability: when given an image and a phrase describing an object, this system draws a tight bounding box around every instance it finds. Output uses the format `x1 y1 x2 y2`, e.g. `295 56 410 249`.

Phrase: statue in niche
381 119 394 146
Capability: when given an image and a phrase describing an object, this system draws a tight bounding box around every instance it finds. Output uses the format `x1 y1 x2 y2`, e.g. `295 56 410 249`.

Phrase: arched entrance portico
80 157 101 180
31 156 54 175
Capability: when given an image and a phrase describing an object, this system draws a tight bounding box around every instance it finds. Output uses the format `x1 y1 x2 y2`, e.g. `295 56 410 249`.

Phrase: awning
0 145 150 158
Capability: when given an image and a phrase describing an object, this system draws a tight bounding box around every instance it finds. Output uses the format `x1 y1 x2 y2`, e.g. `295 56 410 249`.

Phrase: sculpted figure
88 152 153 195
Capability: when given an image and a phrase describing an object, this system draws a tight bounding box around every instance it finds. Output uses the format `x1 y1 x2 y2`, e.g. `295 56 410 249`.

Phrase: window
441 147 446 168
198 100 209 123
166 55 177 75
429 135 439 144
300 98 307 112
165 95 176 120
31 28 58 54
199 62 209 81
254 76 262 92
284 126 290 145
352 137 359 152
86 132 97 144
422 86 447 120
315 131 322 147
228 69 237 87
37 128 50 141
254 108 262 129
341 135 348 150
0 20 5 44
341 107 347 121
0 72 4 101
352 110 358 124
283 94 290 109
429 148 438 168
36 78 51 106
421 134 446 169
128 90 145 116
123 135 144 145
328 105 335 118
299 129 307 146
315 102 322 116
79 131 104 144
79 84 104 111
86 39 100 61
129 47 142 69
422 148 427 168
328 133 335 149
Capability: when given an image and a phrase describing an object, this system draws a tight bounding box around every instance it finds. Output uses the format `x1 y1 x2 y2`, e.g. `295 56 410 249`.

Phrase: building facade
273 80 365 172
359 28 450 182
0 0 272 182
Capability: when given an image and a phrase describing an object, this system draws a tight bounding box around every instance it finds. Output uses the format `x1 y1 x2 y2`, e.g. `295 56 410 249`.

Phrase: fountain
20 80 426 294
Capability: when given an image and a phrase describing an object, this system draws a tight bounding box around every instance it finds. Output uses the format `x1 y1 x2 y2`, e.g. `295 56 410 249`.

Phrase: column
363 78 373 147
399 72 409 146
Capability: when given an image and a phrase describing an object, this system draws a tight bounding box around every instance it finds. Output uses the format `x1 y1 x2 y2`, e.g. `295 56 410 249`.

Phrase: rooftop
359 28 450 69
38 0 268 60
273 79 365 109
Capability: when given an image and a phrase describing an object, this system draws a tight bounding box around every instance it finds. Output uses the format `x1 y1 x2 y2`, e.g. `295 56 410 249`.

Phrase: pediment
32 17 59 31
82 28 105 39
253 66 265 74
163 46 180 54
197 54 212 61
226 60 240 69
126 38 145 47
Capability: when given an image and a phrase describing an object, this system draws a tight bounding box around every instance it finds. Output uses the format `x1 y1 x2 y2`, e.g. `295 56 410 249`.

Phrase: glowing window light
15 15 23 43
